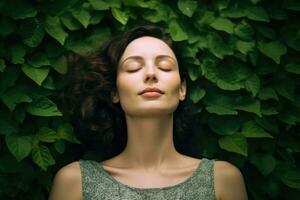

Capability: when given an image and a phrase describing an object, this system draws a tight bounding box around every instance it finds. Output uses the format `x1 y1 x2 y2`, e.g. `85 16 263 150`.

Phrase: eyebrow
119 55 177 67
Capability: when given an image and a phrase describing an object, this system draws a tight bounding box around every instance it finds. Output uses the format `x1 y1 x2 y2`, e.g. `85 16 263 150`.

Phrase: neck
119 113 180 171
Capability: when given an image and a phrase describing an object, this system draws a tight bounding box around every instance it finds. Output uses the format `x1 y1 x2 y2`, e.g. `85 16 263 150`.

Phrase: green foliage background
0 0 299 199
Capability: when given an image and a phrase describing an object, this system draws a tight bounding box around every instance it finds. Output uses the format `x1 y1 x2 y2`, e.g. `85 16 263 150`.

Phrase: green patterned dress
79 157 216 200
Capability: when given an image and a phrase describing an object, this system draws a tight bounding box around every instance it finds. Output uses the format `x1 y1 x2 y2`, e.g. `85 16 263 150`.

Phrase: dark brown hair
62 24 195 155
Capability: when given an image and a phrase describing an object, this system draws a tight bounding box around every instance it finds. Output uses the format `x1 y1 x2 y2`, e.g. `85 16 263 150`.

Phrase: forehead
120 36 176 59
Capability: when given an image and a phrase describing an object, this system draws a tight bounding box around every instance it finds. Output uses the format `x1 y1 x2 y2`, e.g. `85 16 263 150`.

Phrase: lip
139 87 164 95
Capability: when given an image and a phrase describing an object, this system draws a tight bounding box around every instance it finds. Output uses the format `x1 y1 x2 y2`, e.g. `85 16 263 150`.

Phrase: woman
49 25 248 200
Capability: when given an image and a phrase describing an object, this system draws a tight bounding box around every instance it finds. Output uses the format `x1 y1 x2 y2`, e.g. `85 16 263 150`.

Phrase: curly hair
61 24 196 155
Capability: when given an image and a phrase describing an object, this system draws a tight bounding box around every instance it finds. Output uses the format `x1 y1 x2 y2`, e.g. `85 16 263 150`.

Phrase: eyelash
127 68 171 73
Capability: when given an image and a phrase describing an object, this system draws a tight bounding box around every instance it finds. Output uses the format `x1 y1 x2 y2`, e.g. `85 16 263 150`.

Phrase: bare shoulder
214 160 248 200
48 161 82 200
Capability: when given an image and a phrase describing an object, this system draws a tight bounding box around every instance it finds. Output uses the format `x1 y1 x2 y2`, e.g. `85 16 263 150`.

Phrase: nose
144 62 158 82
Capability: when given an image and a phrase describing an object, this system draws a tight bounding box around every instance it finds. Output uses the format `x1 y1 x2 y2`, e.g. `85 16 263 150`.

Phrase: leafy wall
0 0 299 199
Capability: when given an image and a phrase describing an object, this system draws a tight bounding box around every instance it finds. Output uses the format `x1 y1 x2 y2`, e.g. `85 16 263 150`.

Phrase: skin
48 36 248 200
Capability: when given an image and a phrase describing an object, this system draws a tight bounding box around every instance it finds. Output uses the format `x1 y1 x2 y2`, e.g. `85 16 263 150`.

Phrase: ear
111 90 119 103
179 79 187 101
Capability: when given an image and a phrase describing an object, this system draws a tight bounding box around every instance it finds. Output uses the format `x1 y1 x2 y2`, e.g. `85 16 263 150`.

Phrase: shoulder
214 160 248 200
49 161 82 200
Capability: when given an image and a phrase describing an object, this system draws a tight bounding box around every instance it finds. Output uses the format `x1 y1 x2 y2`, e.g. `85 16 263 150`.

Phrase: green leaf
250 153 276 175
207 116 242 135
233 99 261 117
235 40 255 55
246 6 269 22
0 59 6 72
279 170 300 190
54 140 66 154
5 135 32 162
45 16 68 45
19 18 45 48
258 87 278 100
241 120 273 138
284 63 300 74
60 13 82 31
26 96 62 117
0 87 32 111
234 20 254 40
31 145 55 171
42 75 56 90
206 105 238 115
28 53 50 68
190 84 205 103
187 65 201 81
168 20 188 41
49 56 68 74
57 123 80 144
210 17 235 34
177 0 198 17
274 80 295 101
89 0 120 10
258 41 287 64
65 28 111 55
72 8 91 28
6 2 37 19
218 133 248 156
111 8 129 25
35 127 59 143
10 45 26 64
21 64 50 86
206 32 233 59
244 73 260 97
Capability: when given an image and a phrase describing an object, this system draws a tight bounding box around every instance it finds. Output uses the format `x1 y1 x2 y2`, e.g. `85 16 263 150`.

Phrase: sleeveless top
79 157 216 200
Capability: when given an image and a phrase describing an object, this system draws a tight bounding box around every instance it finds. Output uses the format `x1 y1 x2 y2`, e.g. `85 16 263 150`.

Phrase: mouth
139 87 164 95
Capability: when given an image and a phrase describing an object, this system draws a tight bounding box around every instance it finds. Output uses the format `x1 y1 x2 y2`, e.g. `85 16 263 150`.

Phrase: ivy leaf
35 127 59 143
218 133 248 156
21 63 50 86
49 56 68 74
10 45 26 64
190 84 205 103
168 20 188 41
233 99 261 117
57 123 80 144
177 0 198 17
284 63 300 74
89 0 120 10
258 87 278 100
280 170 300 190
28 53 50 68
0 59 6 72
72 8 91 28
258 41 287 64
244 73 260 97
206 105 238 115
31 145 55 171
0 87 32 111
241 120 273 138
210 17 235 34
207 116 242 135
6 2 37 19
235 40 255 55
234 20 254 40
26 96 62 117
45 16 68 45
187 65 201 81
274 80 295 101
250 153 276 175
5 135 32 162
111 8 129 25
19 18 45 48
60 13 82 31
54 140 66 154
246 6 269 22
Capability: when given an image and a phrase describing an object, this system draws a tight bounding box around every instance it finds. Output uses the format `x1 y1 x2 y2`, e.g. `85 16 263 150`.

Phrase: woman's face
112 36 186 117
